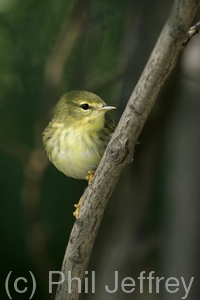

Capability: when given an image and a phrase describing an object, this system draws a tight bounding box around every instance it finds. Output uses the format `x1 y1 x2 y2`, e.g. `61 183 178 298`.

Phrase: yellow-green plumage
42 90 116 179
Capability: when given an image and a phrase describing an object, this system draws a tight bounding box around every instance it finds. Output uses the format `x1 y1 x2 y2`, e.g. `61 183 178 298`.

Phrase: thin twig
55 0 200 300
182 21 200 46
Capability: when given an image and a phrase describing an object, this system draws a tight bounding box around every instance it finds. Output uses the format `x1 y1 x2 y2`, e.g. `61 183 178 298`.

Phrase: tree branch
182 20 200 46
55 0 200 299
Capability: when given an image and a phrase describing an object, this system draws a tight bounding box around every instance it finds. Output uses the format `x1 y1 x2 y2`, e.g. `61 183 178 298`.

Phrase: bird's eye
81 103 90 110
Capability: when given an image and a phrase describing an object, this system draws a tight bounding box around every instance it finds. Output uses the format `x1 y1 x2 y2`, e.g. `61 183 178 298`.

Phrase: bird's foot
73 170 96 218
73 197 82 219
86 170 96 186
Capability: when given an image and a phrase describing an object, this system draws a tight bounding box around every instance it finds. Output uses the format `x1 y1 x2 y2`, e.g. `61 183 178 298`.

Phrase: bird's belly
57 148 100 179
51 132 102 179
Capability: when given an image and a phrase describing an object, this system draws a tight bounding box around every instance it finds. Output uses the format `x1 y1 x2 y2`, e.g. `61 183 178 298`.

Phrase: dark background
0 0 200 299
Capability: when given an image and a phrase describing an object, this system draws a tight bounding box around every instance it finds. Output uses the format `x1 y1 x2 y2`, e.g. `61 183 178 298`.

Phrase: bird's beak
99 105 116 112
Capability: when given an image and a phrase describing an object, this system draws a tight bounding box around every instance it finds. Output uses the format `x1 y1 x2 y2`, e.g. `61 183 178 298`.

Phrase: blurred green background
1 0 200 299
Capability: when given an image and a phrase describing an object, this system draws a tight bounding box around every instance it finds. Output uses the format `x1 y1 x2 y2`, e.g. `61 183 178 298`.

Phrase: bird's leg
86 170 96 186
73 197 82 219
73 170 96 219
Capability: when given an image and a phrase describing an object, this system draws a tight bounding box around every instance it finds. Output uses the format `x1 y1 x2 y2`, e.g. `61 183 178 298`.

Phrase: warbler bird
43 90 116 182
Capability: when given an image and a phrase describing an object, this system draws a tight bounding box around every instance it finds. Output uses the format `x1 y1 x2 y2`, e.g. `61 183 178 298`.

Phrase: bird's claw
73 197 82 219
86 170 96 186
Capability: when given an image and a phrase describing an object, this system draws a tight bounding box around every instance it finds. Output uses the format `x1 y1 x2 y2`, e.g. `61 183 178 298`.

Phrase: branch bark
55 0 200 299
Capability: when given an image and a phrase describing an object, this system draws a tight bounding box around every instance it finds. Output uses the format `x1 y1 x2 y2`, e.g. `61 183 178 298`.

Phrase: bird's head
53 90 116 131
